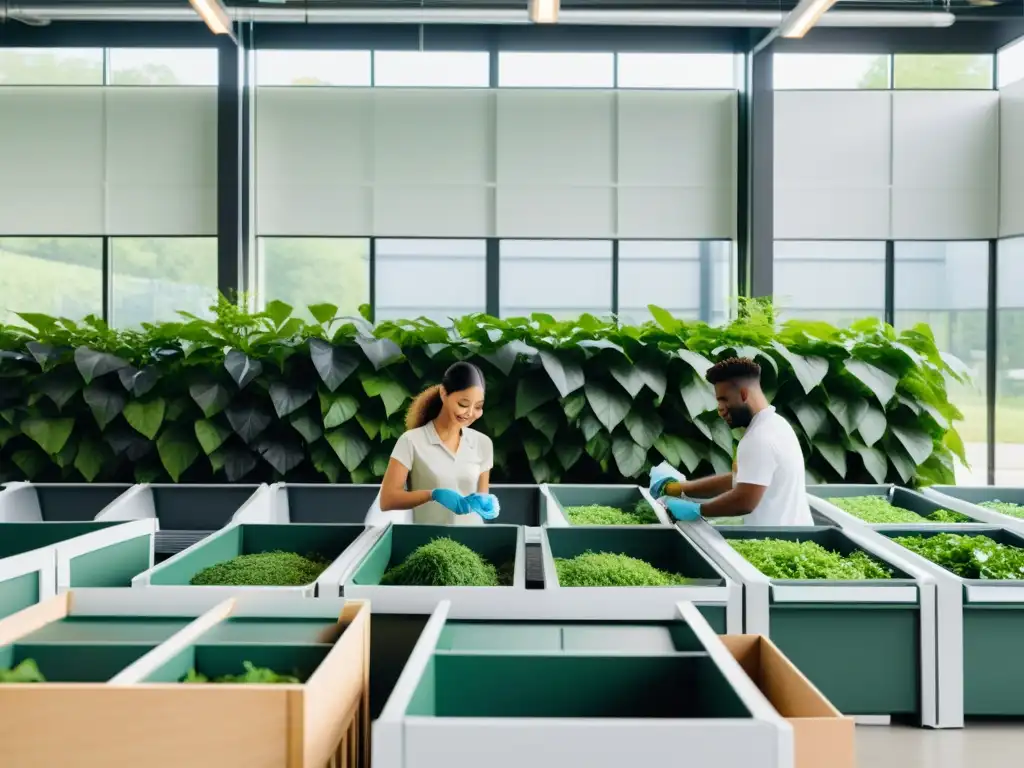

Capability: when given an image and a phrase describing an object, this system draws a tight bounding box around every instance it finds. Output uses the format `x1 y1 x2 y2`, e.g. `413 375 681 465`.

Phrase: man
650 356 813 526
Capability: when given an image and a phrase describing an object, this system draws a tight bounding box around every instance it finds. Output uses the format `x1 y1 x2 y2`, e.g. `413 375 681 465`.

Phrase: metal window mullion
102 237 111 323
486 239 500 317
884 240 895 326
988 239 998 485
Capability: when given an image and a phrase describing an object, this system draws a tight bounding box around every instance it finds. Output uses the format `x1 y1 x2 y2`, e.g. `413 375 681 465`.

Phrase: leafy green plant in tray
182 661 300 684
730 539 893 580
892 533 1024 580
564 499 660 526
827 496 970 524
554 551 694 587
189 551 331 587
979 500 1024 520
380 537 511 587
0 659 46 684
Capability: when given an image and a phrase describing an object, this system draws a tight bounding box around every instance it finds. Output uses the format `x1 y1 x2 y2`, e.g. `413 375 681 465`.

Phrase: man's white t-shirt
733 406 813 526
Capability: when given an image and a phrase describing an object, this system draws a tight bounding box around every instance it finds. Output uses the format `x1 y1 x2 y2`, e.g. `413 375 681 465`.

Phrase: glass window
0 48 103 85
617 53 738 90
894 241 988 485
998 237 1024 484
499 52 614 88
618 241 733 325
257 238 369 322
374 52 489 88
773 241 886 327
0 238 103 324
110 238 218 327
500 240 612 319
772 53 889 90
893 54 994 90
254 50 372 87
107 48 218 86
375 239 486 324
998 38 1024 89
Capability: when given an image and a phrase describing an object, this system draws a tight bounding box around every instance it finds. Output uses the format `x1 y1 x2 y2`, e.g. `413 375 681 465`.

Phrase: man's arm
699 482 767 518
663 473 734 499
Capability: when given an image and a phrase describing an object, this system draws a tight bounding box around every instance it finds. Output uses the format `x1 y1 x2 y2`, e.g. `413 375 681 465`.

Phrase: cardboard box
722 635 855 768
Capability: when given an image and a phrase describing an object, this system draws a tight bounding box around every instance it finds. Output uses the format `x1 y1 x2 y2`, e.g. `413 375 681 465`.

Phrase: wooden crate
0 591 369 768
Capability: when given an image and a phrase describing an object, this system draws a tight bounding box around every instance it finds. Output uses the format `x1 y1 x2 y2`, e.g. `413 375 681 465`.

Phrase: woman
379 361 499 524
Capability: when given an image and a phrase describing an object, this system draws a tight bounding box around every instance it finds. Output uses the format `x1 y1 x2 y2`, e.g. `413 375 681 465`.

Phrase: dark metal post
742 39 774 299
699 241 713 323
216 36 246 300
988 239 998 485
884 240 895 326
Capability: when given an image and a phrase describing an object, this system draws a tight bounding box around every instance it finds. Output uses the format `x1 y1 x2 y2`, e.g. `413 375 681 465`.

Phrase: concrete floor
857 723 1024 767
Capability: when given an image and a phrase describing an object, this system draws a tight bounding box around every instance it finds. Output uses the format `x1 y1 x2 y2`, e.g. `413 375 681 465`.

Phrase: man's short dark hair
705 357 761 386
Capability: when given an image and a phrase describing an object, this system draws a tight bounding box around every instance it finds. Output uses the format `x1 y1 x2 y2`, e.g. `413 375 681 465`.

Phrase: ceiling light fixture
188 0 233 36
529 0 559 24
780 0 839 38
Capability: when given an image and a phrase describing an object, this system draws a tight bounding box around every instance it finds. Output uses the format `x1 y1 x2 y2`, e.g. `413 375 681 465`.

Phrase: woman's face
441 386 485 428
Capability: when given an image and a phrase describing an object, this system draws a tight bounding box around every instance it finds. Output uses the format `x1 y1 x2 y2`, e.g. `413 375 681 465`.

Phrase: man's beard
727 405 753 429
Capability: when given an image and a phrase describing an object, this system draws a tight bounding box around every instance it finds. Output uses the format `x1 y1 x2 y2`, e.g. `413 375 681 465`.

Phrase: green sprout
182 661 300 684
555 551 693 587
189 551 331 586
380 537 510 587
892 533 1024 580
0 659 46 684
730 539 893 580
564 499 660 525
826 496 970 524
979 500 1024 520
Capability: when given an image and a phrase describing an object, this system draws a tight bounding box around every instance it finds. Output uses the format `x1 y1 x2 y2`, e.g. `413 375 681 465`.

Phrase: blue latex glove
664 497 702 522
431 488 472 516
467 493 501 521
650 462 684 499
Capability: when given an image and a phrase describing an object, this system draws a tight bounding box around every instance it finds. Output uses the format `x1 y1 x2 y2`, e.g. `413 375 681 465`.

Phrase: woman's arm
379 459 433 511
477 470 491 494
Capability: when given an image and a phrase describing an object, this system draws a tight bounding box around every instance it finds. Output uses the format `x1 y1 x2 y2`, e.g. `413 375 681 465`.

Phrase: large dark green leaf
27 341 62 370
888 445 916 483
708 448 732 475
815 440 847 477
310 441 342 483
226 404 273 444
790 401 827 441
189 380 231 418
210 445 259 481
677 349 714 378
123 397 166 440
356 336 403 370
74 436 108 481
555 441 583 472
326 426 371 472
526 405 560 444
891 424 933 467
522 433 547 462
118 366 161 397
771 342 828 394
356 413 381 440
580 413 603 443
637 360 668 402
612 435 646 478
36 368 81 409
529 457 554 484
844 360 898 407
308 339 359 391
12 448 48 478
320 391 359 429
21 417 74 455
708 416 734 456
156 426 200 481
584 381 630 433
857 445 888 484
585 430 611 464
481 340 537 376
256 436 304 475
362 374 410 417
289 412 323 444
562 392 586 422
308 303 338 325
624 410 663 450
857 404 887 447
610 364 645 398
654 434 703 474
194 419 232 455
482 403 514 438
679 376 716 420
827 396 868 436
74 347 129 384
270 382 313 419
224 349 262 389
515 375 557 419
539 351 584 398
83 381 126 430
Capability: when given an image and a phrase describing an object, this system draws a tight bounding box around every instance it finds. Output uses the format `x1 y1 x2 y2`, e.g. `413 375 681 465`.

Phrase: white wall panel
256 88 373 235
1001 79 1024 237
0 87 105 234
892 90 998 239
496 90 614 185
104 88 217 235
617 90 735 238
774 91 891 239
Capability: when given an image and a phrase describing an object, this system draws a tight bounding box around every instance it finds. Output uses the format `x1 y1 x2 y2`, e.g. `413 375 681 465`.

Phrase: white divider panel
255 87 373 236
104 87 217 235
373 89 492 237
617 90 736 239
1000 78 1024 237
0 87 105 234
891 90 998 240
774 90 891 240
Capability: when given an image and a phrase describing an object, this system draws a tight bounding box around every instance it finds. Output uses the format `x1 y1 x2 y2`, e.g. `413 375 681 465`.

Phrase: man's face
714 381 753 429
